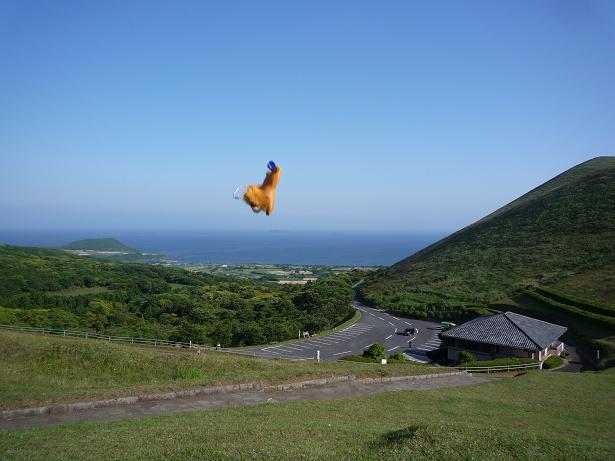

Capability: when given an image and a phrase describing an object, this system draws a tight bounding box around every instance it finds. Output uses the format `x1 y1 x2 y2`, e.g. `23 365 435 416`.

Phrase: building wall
446 344 534 362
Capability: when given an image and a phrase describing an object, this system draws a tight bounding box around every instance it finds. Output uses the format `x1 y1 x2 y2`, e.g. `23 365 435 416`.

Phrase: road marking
363 344 373 349
385 334 393 340
394 328 397 333
290 344 317 350
307 339 337 346
279 345 304 351
404 321 412 325
333 350 352 356
369 313 375 316
329 332 356 337
377 317 385 321
388 322 395 326
387 346 400 351
272 346 301 353
392 316 399 320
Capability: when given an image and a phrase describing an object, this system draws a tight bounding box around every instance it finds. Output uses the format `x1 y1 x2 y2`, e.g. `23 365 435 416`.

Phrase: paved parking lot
235 301 443 362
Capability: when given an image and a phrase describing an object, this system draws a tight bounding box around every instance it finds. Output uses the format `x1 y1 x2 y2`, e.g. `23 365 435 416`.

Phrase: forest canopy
0 245 363 346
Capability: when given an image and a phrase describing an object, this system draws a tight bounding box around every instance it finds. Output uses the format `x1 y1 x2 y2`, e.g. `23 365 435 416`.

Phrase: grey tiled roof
441 312 566 351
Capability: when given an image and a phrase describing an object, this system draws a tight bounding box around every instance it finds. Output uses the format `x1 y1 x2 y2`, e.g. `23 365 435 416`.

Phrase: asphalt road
235 301 443 362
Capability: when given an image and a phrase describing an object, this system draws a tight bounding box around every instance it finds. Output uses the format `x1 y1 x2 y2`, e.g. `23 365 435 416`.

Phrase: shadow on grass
374 425 427 447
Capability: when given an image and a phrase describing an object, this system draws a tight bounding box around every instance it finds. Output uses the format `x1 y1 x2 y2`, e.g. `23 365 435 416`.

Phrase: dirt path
1 373 493 429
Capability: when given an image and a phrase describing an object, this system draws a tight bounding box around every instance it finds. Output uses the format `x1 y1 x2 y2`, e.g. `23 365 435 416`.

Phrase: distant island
63 238 139 253
61 237 168 263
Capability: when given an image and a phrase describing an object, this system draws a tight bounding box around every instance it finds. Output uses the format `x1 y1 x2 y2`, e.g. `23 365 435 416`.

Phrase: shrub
542 355 564 369
388 352 406 362
363 343 386 360
458 351 475 364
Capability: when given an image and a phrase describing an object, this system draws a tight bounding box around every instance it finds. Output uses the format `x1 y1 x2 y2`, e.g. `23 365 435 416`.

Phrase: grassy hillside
361 156 615 367
0 244 362 347
362 156 615 312
0 331 437 410
2 369 613 460
63 238 138 253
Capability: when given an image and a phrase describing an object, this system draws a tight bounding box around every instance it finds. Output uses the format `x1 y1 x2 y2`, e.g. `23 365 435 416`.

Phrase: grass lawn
1 370 613 460
0 331 439 410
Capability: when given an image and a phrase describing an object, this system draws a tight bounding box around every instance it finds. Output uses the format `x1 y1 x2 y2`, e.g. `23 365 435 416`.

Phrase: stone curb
0 371 466 420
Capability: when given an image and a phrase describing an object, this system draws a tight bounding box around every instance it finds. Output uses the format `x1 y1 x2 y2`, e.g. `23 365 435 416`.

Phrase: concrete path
557 345 584 372
0 373 493 429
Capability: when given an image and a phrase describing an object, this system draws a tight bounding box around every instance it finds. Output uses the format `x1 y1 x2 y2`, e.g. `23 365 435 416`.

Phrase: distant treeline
0 245 363 346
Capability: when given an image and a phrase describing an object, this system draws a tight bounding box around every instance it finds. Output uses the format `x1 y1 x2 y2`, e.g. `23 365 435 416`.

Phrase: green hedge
536 286 615 317
524 291 615 328
461 357 536 368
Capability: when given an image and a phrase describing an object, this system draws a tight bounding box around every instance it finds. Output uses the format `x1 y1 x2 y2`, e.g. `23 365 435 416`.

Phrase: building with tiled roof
440 311 567 362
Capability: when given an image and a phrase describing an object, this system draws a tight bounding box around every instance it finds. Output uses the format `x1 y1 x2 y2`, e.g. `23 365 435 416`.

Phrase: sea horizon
0 229 448 266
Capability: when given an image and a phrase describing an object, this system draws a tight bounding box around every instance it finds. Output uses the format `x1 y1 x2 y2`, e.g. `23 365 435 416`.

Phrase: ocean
0 230 446 266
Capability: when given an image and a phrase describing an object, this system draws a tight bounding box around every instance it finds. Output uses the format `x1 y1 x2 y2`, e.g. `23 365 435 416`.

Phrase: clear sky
1 1 614 232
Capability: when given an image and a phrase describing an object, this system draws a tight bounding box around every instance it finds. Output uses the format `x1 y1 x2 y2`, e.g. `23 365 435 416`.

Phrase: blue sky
1 1 614 232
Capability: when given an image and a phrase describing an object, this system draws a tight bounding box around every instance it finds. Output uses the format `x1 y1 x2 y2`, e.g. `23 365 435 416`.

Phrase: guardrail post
317 350 320 362
63 330 66 337
85 332 88 339
109 336 111 342
190 340 192 349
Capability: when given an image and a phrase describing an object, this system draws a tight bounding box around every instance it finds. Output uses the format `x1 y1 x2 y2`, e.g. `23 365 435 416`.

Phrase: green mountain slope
362 156 615 311
63 238 138 253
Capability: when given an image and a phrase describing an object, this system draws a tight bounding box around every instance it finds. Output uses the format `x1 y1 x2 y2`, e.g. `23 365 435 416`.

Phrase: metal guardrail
0 324 314 361
456 362 542 373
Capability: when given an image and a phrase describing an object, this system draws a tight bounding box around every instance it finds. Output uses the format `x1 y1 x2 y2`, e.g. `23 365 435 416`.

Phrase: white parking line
404 321 412 325
388 322 395 326
290 344 317 350
385 334 392 340
279 345 305 351
326 334 353 340
377 317 385 320
363 344 373 349
333 350 353 356
271 347 301 353
392 317 399 320
387 346 400 352
307 339 337 346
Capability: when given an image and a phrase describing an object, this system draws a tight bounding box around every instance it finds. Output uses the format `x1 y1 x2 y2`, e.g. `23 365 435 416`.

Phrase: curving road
234 301 443 362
